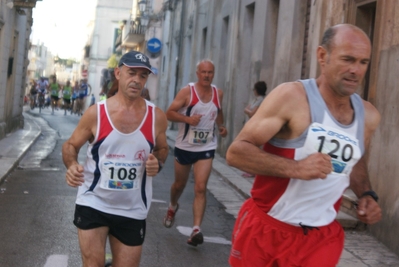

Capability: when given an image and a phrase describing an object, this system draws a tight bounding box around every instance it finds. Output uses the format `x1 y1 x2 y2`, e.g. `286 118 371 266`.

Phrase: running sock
169 203 178 211
193 226 201 232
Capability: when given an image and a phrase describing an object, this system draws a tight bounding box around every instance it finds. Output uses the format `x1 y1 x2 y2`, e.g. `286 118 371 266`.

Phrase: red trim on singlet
189 84 221 110
212 87 220 109
251 142 294 213
189 84 199 106
140 105 154 145
98 104 113 141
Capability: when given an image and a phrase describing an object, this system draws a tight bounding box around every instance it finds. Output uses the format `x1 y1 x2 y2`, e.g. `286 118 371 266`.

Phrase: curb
0 112 42 184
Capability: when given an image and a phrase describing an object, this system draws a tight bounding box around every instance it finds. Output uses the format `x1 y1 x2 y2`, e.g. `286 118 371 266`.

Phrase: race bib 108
100 160 143 190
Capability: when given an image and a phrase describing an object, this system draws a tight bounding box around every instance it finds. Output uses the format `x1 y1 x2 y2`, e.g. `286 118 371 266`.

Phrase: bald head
321 24 371 53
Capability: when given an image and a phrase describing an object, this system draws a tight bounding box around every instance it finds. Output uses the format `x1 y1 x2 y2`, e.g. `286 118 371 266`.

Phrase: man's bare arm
62 105 96 186
215 89 227 137
350 100 381 196
153 107 169 163
349 100 381 224
226 83 332 180
349 156 372 197
166 87 202 126
145 107 169 176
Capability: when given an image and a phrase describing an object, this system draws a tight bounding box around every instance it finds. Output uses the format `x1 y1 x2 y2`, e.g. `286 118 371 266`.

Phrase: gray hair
196 59 214 71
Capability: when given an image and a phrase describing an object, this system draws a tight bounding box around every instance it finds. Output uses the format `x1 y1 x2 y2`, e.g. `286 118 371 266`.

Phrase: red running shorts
229 198 344 267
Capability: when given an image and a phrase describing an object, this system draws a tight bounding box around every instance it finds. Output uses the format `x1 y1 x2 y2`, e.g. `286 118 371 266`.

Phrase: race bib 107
188 127 213 145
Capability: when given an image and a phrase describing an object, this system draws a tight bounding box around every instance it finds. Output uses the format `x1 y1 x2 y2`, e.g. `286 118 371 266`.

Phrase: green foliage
54 56 78 68
107 54 120 68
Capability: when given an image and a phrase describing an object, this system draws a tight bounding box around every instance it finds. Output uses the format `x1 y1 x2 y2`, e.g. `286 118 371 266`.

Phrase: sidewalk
0 112 41 185
0 115 398 266
166 128 399 267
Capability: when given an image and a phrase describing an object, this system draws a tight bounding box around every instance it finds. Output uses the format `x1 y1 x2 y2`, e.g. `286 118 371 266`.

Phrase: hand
65 164 84 187
145 154 160 177
219 126 227 137
356 196 382 224
295 153 332 180
187 114 202 126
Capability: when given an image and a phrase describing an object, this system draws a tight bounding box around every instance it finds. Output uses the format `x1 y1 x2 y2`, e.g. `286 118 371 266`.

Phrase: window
347 0 377 99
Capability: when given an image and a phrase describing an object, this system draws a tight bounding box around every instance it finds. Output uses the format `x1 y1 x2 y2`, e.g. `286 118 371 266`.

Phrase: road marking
44 255 68 267
176 226 232 245
152 198 166 203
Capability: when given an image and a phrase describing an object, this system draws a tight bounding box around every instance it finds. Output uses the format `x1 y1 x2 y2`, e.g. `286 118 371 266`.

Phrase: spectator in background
141 87 151 101
100 68 116 98
63 81 73 115
90 94 95 106
71 81 79 115
49 76 60 114
242 81 267 178
29 80 38 110
244 81 267 118
106 79 119 99
76 79 91 116
100 68 110 94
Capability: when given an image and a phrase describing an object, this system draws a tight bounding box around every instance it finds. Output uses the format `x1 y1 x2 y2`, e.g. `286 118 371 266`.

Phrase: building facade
115 0 164 101
157 0 399 255
0 0 41 138
84 0 132 100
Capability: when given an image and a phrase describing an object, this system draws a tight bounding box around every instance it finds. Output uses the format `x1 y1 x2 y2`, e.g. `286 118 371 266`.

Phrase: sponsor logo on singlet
106 154 126 159
135 150 146 161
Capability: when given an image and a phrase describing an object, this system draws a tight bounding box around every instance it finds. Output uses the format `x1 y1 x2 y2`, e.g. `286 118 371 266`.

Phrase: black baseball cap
118 51 153 73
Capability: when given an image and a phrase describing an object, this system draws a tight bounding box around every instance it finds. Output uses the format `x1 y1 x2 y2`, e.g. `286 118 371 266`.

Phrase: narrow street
1 107 399 266
0 107 237 267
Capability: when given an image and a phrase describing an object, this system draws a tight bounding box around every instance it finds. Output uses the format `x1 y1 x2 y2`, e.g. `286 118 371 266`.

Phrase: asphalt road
0 107 236 267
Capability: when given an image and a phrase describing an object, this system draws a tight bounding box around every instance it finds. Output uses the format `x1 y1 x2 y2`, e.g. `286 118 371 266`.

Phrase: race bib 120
303 123 361 175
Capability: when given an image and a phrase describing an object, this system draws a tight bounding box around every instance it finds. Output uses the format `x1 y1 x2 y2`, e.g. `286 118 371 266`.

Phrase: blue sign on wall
151 67 158 75
147 38 162 54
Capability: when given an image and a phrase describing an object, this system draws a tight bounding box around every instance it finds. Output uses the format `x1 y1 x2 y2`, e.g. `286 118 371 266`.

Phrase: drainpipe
173 0 185 98
171 0 186 130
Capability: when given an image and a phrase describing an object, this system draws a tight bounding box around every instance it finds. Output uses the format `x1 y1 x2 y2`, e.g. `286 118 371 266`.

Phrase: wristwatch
361 190 379 202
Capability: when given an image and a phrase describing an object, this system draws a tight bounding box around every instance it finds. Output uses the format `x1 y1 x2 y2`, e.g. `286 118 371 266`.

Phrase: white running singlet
75 100 156 219
251 78 365 227
175 83 221 152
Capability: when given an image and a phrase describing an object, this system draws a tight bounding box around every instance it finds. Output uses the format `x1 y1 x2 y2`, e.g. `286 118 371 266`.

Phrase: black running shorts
174 147 215 165
73 204 146 246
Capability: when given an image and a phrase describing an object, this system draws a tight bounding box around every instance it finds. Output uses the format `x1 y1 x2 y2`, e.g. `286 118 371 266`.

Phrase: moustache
128 82 141 89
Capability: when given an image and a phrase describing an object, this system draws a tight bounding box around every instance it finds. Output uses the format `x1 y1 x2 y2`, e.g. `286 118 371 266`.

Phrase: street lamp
140 15 149 27
138 0 147 13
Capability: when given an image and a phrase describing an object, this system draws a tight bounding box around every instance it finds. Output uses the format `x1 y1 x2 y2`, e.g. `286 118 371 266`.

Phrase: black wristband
361 190 379 202
158 160 164 173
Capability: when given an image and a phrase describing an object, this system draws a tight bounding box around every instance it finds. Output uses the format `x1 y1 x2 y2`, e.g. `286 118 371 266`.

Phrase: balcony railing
121 20 146 48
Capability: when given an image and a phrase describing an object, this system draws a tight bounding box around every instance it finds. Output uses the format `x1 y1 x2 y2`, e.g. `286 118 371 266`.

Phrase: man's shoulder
269 81 306 98
182 84 192 90
362 99 381 130
176 85 191 96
